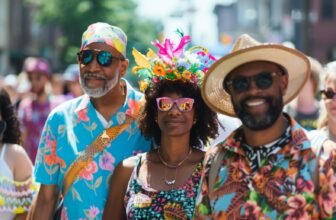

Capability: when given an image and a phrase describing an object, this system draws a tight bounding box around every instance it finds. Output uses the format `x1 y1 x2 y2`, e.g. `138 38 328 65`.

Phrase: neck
328 119 336 141
159 134 191 165
242 114 288 147
90 83 126 121
35 91 48 103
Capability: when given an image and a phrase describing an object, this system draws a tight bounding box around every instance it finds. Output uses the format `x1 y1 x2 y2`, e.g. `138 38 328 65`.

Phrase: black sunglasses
321 89 336 99
77 50 124 67
224 72 278 93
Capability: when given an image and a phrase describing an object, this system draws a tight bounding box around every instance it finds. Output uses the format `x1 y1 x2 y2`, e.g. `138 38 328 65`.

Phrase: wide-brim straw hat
202 34 310 117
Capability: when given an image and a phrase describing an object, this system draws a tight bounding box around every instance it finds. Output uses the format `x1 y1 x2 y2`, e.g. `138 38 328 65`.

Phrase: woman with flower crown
0 88 37 220
102 33 219 220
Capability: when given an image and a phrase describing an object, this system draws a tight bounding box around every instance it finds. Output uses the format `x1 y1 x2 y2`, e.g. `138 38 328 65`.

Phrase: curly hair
0 88 21 144
138 80 219 149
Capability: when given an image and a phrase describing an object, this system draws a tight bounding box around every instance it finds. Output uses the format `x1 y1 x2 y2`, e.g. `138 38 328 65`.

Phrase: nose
244 79 262 95
86 56 100 72
167 103 182 116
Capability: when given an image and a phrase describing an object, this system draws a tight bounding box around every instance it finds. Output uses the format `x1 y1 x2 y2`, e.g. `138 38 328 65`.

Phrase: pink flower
152 35 191 64
61 207 68 220
78 108 90 122
296 177 314 193
99 151 115 171
285 195 309 220
126 98 142 118
88 206 100 218
79 161 98 180
318 169 336 218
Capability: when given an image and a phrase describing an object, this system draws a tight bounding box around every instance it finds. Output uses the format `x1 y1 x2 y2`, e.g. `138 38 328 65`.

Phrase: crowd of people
0 22 335 219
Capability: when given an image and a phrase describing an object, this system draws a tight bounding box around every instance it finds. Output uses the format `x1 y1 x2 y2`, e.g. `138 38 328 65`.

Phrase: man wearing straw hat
194 34 336 219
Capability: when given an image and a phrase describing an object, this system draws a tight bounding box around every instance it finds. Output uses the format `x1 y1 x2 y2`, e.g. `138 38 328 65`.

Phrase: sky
135 0 218 48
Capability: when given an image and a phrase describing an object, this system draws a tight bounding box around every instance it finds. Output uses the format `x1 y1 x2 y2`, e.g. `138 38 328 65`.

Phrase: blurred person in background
17 57 64 163
51 73 66 96
0 88 37 220
2 74 20 108
317 61 336 142
285 56 322 130
30 22 151 219
63 64 83 99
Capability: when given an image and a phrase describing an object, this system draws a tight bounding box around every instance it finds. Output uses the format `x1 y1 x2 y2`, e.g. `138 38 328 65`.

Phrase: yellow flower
138 80 149 92
0 195 5 206
173 71 182 79
13 206 25 214
182 70 192 80
153 63 166 76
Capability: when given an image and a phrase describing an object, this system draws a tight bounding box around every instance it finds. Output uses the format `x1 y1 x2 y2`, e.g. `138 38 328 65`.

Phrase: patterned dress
194 115 336 219
125 154 203 219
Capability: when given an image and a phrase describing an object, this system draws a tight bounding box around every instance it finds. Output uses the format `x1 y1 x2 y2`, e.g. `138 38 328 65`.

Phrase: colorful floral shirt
125 154 203 219
194 116 336 220
34 80 152 220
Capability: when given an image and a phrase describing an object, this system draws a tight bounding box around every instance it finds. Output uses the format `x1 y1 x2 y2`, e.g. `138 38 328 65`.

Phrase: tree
26 0 162 86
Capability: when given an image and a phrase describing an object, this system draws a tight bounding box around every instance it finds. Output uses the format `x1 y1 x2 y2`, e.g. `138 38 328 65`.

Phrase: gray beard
79 71 119 98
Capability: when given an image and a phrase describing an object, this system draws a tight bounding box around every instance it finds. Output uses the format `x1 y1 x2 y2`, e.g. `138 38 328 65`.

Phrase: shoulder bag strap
62 116 133 196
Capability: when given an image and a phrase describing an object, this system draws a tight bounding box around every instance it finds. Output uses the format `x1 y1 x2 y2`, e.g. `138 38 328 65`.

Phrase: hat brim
202 44 310 117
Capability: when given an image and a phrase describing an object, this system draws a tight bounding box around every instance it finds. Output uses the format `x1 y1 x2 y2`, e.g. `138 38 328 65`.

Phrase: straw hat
202 34 310 117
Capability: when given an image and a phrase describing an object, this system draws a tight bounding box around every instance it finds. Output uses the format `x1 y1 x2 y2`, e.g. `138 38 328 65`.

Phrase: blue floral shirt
34 80 152 220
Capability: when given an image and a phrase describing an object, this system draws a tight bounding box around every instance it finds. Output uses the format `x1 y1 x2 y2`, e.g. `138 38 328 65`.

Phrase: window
321 0 333 20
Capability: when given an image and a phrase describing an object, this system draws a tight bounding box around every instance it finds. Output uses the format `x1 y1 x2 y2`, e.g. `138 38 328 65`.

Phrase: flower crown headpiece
132 32 216 92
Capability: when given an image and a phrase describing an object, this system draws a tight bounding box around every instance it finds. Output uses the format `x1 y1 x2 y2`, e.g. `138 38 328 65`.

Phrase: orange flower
182 70 192 80
153 63 166 76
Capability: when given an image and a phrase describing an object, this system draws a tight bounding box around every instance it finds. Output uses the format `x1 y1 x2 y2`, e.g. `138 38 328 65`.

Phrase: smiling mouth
245 99 266 107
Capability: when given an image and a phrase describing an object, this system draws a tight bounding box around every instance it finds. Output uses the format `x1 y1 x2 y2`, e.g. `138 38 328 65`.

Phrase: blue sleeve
34 111 64 185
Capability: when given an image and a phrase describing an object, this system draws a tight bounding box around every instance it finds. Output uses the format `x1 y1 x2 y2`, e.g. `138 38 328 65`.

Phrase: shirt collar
219 113 315 159
74 79 141 120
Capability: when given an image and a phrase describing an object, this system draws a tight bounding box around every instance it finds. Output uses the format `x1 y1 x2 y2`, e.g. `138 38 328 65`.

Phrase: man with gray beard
194 34 336 219
30 22 152 219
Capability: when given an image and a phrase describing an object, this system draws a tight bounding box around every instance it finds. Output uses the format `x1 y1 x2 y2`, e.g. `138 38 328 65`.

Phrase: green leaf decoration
94 176 102 189
249 191 259 201
58 125 66 137
71 187 83 202
198 204 210 215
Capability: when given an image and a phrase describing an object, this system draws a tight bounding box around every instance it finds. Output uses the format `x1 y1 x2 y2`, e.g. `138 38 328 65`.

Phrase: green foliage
26 0 162 87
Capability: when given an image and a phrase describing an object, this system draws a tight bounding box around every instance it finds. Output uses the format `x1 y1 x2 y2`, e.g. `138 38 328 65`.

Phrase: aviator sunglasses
156 97 195 112
224 71 279 93
321 88 336 100
77 50 124 67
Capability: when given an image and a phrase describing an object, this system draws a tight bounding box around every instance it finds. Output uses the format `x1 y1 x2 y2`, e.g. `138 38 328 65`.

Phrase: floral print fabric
125 154 203 219
194 116 336 219
34 80 152 220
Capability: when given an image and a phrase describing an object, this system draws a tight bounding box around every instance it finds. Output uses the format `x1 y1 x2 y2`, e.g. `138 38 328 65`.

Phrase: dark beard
232 91 283 130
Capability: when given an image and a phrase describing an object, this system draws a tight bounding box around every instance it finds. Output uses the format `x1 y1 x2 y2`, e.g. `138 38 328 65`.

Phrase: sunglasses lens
177 99 194 112
232 78 249 92
255 72 273 89
81 50 94 65
324 89 336 99
157 98 173 111
97 51 113 66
